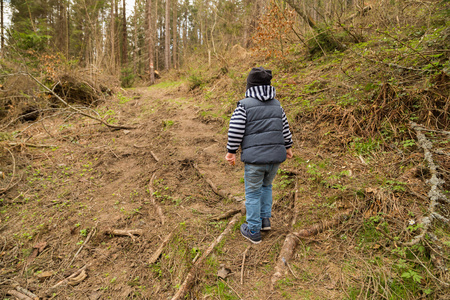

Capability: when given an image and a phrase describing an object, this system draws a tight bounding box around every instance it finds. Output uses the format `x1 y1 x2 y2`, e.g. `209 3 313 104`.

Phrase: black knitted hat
246 67 273 90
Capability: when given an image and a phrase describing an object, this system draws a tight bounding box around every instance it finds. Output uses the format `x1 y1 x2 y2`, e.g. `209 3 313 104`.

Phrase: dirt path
0 83 350 299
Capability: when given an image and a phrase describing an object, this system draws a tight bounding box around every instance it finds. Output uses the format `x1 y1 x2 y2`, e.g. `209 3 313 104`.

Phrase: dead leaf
36 271 54 280
217 264 231 279
34 241 47 253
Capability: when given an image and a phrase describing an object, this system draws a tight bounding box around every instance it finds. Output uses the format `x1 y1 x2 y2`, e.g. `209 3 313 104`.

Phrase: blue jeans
244 163 280 232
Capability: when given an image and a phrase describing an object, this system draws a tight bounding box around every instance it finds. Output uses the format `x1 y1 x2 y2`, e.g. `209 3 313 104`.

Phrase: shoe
261 218 271 231
240 223 262 244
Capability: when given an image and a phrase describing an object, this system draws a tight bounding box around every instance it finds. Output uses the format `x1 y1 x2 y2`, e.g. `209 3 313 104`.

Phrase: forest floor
0 77 448 299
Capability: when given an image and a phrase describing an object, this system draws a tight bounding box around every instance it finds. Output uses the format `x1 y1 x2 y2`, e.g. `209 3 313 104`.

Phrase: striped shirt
227 85 293 153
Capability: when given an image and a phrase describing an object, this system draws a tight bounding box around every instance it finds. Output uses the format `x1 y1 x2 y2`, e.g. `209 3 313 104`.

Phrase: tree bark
111 0 116 73
122 0 128 65
165 0 171 70
147 0 155 84
284 0 317 29
172 0 177 69
133 0 139 74
1 0 4 53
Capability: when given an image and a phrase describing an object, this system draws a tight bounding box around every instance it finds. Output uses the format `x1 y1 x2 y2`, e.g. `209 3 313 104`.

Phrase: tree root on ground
49 264 90 291
271 211 351 288
171 213 241 300
149 227 178 264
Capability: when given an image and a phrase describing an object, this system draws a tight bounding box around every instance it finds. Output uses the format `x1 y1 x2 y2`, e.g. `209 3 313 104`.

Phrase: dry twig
171 213 241 300
49 264 89 290
105 229 143 237
7 290 33 300
149 227 178 264
404 122 450 246
193 163 231 201
149 173 165 225
68 226 96 267
241 245 250 285
15 286 39 300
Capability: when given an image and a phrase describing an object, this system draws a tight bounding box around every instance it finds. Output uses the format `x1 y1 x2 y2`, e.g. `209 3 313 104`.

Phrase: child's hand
225 153 236 166
286 148 293 159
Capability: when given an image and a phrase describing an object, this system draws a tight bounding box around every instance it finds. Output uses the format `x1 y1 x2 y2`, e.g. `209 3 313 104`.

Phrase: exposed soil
0 81 447 299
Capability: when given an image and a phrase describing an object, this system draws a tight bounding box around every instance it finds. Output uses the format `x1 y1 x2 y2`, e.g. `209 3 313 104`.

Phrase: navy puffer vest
239 97 286 164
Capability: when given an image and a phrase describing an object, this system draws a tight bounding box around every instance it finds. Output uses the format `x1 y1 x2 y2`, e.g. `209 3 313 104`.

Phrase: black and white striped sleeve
227 104 247 153
282 108 293 149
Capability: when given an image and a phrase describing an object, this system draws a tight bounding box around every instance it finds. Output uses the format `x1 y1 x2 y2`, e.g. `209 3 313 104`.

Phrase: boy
225 67 293 244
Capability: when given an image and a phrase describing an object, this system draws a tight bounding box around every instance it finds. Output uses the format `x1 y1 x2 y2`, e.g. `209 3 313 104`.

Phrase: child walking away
225 67 293 244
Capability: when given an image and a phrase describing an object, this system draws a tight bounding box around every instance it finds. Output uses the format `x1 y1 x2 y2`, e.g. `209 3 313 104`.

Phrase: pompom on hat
246 67 273 90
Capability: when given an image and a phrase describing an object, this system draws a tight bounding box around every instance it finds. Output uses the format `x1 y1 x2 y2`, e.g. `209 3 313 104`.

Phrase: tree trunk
284 0 317 30
111 0 116 73
148 0 155 84
183 0 188 61
65 1 69 58
122 0 128 65
115 0 120 66
133 0 139 74
172 0 177 69
1 0 4 53
165 0 170 70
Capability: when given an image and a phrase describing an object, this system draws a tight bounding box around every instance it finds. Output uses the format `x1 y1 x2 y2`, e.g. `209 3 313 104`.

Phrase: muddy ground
0 80 447 299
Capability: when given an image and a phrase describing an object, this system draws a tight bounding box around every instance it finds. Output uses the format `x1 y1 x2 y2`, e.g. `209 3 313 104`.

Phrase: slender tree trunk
165 0 170 70
115 0 120 66
172 0 177 69
183 0 187 61
284 0 317 29
111 0 116 73
155 0 158 71
148 0 155 84
122 0 128 65
1 0 4 53
133 0 139 74
66 1 69 58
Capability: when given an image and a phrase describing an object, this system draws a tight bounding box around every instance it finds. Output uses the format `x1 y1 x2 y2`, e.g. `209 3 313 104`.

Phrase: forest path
0 83 344 299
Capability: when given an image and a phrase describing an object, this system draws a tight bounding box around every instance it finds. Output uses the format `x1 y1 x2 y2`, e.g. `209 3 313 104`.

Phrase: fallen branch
7 142 57 148
149 227 178 264
171 213 241 300
68 227 96 267
15 286 39 300
49 264 89 290
193 164 231 200
210 207 245 221
240 245 250 285
67 269 87 286
24 72 136 130
404 122 450 246
271 211 351 288
149 173 165 225
7 290 32 300
105 229 143 237
150 151 160 162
